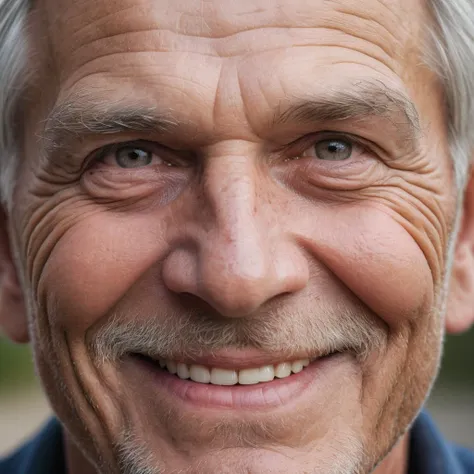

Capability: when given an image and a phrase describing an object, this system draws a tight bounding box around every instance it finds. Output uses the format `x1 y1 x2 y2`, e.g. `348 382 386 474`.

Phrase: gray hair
0 0 473 208
427 0 474 191
0 0 29 209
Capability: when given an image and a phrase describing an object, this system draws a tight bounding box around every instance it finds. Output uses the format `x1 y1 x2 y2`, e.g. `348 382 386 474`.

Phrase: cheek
305 205 434 326
37 212 167 333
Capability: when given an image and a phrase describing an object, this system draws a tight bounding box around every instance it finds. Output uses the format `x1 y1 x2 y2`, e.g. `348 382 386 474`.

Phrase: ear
446 169 474 334
0 206 28 343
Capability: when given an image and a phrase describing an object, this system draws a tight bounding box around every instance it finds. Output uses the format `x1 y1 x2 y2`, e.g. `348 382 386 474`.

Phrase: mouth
132 354 313 385
126 350 344 410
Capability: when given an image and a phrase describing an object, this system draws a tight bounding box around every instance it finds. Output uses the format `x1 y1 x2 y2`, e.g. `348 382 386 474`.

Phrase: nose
162 154 309 318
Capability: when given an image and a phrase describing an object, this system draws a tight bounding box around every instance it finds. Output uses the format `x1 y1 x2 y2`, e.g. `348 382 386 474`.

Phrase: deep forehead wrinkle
43 0 419 73
56 0 409 39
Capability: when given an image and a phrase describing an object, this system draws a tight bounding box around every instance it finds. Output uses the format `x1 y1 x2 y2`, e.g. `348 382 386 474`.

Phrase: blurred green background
436 330 474 389
0 337 38 393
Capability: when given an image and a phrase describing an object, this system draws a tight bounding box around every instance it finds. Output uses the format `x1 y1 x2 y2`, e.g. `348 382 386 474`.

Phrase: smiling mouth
131 353 327 386
127 351 345 409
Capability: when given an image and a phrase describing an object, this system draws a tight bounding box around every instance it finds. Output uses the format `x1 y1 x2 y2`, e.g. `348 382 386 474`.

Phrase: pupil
328 142 343 153
314 139 352 161
116 146 152 168
130 150 143 160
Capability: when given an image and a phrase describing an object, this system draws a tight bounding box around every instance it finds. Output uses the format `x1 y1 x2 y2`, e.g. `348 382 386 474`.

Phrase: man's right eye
95 142 181 169
97 142 177 169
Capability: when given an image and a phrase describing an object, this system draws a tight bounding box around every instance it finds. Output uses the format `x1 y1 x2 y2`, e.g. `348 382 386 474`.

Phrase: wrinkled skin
1 0 474 473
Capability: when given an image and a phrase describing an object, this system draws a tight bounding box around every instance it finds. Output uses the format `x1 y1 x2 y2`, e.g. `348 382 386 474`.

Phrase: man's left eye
302 138 353 161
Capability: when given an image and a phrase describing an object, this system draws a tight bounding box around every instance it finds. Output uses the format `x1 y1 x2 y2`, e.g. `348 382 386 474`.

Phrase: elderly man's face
2 0 474 473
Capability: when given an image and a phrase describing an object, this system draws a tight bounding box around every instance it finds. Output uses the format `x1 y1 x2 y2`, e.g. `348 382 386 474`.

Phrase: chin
112 431 365 474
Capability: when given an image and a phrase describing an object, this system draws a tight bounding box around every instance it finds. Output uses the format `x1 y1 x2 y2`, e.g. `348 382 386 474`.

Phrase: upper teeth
158 359 311 386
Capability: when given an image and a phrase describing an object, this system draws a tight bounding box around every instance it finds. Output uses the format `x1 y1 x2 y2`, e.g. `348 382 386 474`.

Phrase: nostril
162 247 199 295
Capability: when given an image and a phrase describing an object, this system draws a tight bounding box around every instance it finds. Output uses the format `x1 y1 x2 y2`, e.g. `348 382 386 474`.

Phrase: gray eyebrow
273 80 421 143
41 98 180 156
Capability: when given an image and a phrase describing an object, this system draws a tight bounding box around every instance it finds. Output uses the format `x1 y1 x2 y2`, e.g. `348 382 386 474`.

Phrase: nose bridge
199 155 271 312
205 154 261 247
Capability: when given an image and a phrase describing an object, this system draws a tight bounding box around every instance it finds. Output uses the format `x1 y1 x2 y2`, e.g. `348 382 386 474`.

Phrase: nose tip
163 242 308 318
198 252 288 317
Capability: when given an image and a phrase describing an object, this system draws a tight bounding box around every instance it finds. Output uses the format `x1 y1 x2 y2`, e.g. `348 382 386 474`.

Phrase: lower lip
127 353 341 410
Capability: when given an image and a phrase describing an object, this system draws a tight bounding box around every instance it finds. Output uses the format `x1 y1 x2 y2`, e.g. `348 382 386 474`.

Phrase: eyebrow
41 99 180 157
273 80 421 145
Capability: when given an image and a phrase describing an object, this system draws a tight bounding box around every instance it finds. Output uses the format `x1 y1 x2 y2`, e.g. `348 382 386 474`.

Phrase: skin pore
1 0 474 473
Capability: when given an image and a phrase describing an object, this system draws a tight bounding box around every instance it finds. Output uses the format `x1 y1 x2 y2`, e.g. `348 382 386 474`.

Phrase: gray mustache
88 304 387 364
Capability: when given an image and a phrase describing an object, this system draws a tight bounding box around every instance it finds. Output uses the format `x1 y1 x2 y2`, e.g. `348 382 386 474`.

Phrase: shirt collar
408 410 465 474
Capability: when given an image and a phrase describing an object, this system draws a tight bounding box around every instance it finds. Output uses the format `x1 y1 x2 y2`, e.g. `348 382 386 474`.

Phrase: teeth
166 360 177 374
239 368 261 385
177 363 189 380
190 365 211 384
259 365 275 382
211 368 238 385
291 360 304 374
158 358 312 385
274 362 292 378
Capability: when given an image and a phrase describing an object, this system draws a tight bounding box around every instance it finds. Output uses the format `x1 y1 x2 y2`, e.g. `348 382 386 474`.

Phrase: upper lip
138 348 335 370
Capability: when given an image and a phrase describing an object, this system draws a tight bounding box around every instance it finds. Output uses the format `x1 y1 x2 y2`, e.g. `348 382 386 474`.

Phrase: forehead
43 0 421 41
34 0 431 139
40 0 426 75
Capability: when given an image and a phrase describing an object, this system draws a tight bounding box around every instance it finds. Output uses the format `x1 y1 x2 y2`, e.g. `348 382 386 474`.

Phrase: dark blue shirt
1 411 473 473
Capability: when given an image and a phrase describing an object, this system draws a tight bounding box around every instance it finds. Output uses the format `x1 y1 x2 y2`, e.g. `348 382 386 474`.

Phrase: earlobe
446 245 474 333
0 208 28 343
446 170 474 334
